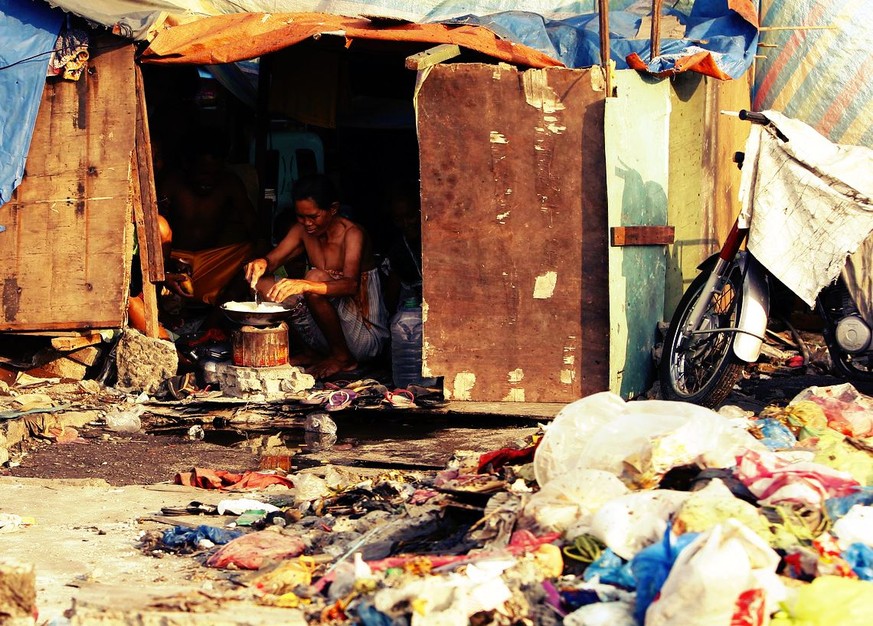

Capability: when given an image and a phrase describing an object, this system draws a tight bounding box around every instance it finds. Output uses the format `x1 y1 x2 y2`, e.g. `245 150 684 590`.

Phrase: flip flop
301 390 332 406
385 389 416 409
326 389 357 412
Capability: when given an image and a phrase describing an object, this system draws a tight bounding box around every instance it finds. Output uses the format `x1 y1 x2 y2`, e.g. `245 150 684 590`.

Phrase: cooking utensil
220 302 294 327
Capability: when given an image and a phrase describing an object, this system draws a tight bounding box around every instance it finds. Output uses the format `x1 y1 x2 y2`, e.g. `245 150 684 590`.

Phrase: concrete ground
0 477 311 624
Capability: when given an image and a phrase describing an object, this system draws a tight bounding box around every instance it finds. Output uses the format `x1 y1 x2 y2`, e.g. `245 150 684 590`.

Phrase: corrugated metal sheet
753 0 873 146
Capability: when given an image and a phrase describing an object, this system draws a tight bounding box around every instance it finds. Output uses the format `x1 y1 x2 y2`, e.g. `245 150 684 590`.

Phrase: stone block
0 559 36 624
115 329 178 394
215 364 314 401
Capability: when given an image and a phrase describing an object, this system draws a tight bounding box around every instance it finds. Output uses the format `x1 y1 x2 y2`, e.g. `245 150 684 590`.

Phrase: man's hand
244 258 269 290
164 273 195 298
267 278 309 303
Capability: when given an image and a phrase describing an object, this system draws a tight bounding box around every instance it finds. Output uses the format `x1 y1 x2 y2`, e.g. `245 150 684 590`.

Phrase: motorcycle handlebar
739 110 770 124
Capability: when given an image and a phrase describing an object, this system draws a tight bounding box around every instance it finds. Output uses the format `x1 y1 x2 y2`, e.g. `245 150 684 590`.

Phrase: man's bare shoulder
337 217 366 239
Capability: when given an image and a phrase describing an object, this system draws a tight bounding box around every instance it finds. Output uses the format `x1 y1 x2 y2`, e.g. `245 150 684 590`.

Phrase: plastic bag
756 418 798 450
522 469 628 533
790 383 873 437
205 530 306 569
825 487 873 520
162 525 242 551
588 490 689 560
832 504 873 549
103 404 145 433
582 549 635 589
630 526 699 624
735 448 861 508
534 392 763 489
563 600 636 626
770 576 873 626
843 543 873 580
672 479 772 543
645 519 784 626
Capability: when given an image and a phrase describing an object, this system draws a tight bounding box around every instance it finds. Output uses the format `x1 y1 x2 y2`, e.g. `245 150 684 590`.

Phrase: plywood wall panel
416 63 608 402
0 36 135 330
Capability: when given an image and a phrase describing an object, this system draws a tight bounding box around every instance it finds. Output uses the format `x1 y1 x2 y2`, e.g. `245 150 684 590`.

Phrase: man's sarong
291 267 389 361
172 242 254 305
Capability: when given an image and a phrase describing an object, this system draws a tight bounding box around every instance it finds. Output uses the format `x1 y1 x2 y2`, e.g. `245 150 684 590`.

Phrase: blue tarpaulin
0 0 62 206
444 3 757 79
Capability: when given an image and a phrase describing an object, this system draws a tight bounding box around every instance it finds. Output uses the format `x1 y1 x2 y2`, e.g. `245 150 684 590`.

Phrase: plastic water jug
390 299 437 389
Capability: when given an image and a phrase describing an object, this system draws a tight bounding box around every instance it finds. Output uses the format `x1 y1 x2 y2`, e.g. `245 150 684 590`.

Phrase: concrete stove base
214 362 315 401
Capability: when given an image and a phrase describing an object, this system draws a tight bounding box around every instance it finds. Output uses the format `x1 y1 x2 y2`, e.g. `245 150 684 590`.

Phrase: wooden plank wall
0 36 136 331
416 64 608 403
665 70 752 315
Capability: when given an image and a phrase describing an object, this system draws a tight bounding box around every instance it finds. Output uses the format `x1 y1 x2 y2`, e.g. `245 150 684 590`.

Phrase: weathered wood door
416 64 609 402
0 37 135 331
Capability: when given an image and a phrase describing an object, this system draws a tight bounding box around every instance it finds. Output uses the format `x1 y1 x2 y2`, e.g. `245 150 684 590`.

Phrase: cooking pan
220 302 295 327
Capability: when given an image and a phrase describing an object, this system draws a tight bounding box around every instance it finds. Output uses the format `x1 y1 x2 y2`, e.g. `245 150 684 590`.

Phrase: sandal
165 372 198 400
385 389 416 409
346 378 383 393
301 389 332 406
325 389 357 412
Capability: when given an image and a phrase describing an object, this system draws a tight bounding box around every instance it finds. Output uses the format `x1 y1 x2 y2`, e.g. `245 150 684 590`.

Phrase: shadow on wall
616 160 667 398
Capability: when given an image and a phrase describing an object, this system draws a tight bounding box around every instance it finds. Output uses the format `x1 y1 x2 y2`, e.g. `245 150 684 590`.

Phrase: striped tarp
753 0 873 146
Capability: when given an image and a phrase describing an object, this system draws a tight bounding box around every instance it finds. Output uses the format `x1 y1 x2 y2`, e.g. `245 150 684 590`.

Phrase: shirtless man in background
159 132 258 304
245 175 389 378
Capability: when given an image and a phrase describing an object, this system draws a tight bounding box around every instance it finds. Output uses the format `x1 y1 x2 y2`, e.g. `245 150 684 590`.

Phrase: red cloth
174 467 294 491
477 441 539 473
206 531 306 569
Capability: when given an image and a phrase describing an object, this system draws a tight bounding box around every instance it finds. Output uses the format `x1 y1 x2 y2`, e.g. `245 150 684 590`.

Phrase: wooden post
133 65 164 283
130 151 160 338
598 0 612 96
650 0 664 59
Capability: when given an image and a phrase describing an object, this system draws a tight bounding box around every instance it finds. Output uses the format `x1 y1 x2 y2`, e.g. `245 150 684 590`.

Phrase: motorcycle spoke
671 284 739 396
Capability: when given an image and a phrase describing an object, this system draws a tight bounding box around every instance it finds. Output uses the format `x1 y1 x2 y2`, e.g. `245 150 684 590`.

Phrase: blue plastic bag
583 548 636 589
162 524 242 550
757 418 797 450
843 543 873 581
630 529 699 625
825 487 873 521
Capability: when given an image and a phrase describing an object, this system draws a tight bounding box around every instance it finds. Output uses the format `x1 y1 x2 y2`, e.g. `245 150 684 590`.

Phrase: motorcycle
659 110 873 408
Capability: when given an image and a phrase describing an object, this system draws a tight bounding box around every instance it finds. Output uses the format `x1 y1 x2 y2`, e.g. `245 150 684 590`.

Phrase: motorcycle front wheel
659 261 747 408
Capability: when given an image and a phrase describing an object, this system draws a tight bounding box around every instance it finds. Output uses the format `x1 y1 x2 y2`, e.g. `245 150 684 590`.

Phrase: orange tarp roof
141 12 564 68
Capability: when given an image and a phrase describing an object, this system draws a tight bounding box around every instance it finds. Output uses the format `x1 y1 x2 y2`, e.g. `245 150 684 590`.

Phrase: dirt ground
6 419 260 486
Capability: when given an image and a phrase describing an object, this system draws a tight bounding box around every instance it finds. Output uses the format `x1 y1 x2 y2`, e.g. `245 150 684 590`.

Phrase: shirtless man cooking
244 175 389 378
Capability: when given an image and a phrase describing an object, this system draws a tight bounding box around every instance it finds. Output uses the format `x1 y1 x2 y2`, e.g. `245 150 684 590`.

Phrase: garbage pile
140 386 873 625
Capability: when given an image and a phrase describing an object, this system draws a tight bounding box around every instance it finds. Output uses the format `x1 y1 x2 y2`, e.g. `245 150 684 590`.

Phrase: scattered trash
103 404 145 433
174 467 295 491
3 367 873 624
0 513 35 533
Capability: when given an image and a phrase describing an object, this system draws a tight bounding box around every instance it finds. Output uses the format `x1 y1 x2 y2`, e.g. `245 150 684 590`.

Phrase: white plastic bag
103 404 145 433
564 601 636 626
588 490 690 560
522 469 629 533
534 392 762 488
832 504 873 549
646 519 786 626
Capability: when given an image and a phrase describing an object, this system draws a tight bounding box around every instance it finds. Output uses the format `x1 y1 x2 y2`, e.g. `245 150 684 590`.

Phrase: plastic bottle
390 298 437 390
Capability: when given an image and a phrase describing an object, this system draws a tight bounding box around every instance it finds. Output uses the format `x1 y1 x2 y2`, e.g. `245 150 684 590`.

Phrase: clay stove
231 322 290 367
